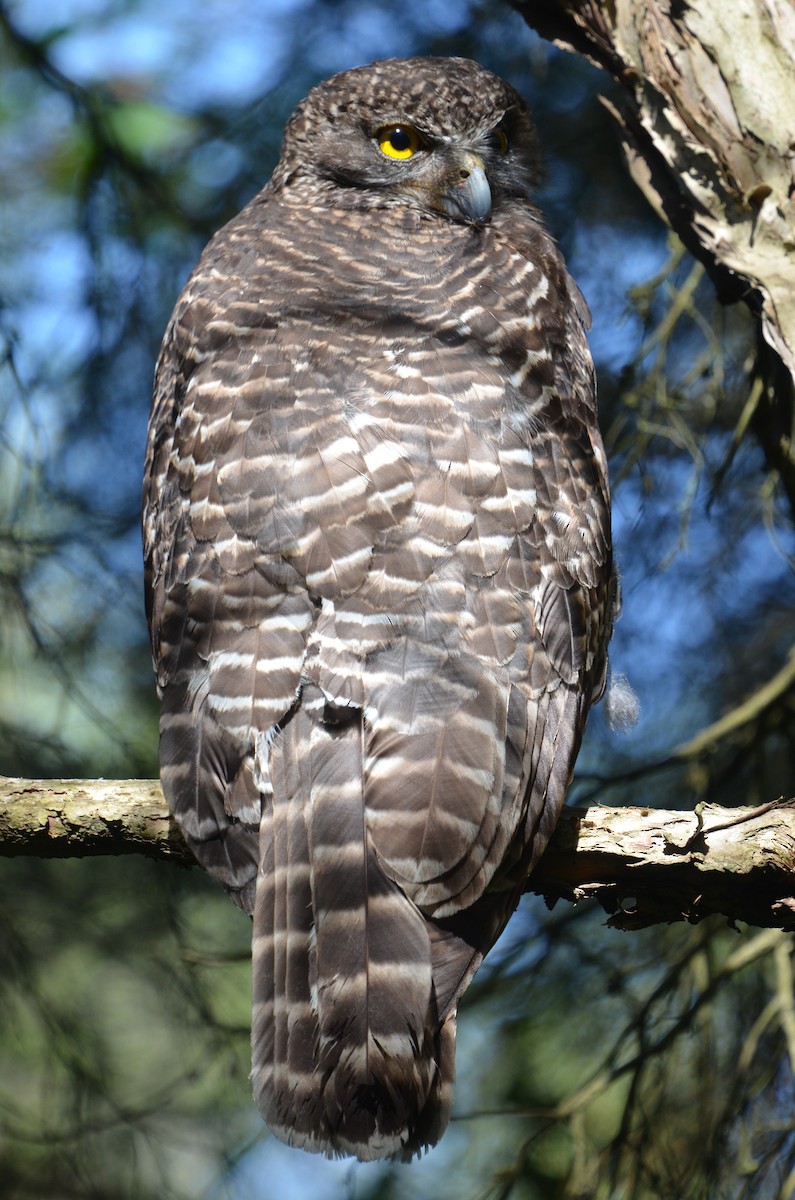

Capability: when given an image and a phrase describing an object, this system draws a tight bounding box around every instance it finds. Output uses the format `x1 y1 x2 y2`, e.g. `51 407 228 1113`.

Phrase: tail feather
251 687 454 1159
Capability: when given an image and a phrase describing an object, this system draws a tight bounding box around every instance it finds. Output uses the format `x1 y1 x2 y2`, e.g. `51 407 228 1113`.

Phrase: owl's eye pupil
390 128 412 152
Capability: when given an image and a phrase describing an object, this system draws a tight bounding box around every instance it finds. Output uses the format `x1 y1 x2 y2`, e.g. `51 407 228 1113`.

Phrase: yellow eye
491 125 509 155
376 124 423 160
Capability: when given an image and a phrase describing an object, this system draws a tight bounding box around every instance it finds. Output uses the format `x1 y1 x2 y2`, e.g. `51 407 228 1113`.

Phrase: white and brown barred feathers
143 56 616 1161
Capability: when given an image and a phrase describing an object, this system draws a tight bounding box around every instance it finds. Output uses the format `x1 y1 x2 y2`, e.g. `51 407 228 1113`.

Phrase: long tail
251 686 455 1160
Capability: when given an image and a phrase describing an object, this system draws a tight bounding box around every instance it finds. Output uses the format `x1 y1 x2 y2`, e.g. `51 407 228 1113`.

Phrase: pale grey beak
438 156 492 224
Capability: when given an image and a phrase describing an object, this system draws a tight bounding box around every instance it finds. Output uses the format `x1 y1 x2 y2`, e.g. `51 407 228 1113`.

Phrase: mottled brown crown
271 56 539 204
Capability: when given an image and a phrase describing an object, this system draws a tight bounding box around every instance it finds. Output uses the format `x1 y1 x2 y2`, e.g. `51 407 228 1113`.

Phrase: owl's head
272 57 540 224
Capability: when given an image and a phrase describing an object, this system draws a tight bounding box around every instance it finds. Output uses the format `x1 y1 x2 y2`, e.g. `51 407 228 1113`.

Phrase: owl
143 55 615 1161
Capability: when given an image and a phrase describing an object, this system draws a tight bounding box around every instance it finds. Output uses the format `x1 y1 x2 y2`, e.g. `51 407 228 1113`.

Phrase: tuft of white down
604 672 640 733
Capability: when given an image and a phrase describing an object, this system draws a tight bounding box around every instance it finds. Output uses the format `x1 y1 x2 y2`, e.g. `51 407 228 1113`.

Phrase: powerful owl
143 56 615 1161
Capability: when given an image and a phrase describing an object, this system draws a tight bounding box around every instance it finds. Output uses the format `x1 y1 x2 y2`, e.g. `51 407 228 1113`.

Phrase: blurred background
1 1 794 1197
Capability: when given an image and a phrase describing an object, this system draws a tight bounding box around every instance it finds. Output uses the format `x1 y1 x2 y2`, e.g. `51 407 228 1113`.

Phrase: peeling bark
514 0 795 368
3 777 795 931
513 0 795 503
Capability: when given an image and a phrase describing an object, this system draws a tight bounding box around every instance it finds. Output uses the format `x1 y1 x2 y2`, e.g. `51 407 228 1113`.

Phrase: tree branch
0 777 192 863
513 0 795 509
3 776 795 931
529 797 795 932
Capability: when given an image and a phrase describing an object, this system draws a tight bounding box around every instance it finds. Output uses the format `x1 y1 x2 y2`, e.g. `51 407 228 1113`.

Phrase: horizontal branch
0 776 192 863
2 777 795 931
528 797 795 932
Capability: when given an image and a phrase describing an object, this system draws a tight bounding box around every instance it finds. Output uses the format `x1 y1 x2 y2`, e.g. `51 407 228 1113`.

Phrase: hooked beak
436 152 492 225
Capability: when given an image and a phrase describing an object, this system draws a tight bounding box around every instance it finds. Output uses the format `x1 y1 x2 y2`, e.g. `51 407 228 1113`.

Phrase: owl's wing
392 262 613 1020
144 282 310 915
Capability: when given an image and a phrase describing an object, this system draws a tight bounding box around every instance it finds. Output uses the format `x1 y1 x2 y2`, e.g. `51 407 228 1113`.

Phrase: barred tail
250 687 455 1160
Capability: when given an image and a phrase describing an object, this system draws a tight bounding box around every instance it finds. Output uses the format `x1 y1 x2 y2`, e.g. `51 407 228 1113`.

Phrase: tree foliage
1 1 794 1197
